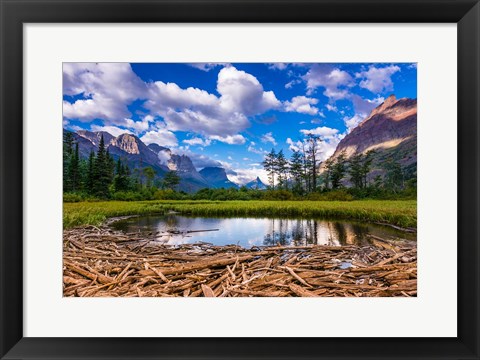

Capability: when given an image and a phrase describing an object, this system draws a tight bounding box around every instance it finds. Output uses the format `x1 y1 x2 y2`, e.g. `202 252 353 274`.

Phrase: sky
63 62 417 184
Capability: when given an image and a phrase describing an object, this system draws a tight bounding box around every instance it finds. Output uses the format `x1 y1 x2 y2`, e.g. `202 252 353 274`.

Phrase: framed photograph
1 0 479 359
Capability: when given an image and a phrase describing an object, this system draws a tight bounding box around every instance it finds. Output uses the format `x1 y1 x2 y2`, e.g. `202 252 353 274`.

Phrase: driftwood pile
63 222 417 297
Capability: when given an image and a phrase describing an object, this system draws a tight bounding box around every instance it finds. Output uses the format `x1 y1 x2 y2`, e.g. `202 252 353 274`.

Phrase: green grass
64 199 417 229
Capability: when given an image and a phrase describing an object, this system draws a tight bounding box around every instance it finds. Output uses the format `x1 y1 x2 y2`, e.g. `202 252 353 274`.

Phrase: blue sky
63 63 417 184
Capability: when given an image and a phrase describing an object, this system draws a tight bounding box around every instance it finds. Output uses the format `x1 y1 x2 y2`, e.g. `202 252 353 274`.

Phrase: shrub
262 189 294 201
63 193 84 202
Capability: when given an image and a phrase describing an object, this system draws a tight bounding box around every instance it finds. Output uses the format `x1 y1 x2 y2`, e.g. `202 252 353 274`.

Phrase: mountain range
323 94 417 180
65 129 267 192
65 94 416 192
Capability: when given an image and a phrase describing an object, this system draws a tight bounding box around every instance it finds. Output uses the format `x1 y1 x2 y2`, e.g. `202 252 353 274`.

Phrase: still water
110 215 416 248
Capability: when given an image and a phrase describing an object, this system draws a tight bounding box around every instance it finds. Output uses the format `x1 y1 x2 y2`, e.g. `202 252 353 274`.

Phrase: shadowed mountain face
65 129 245 192
325 95 417 179
199 167 239 189
245 177 268 190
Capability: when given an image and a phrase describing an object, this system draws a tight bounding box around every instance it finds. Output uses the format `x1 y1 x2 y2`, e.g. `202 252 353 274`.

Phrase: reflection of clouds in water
112 215 416 248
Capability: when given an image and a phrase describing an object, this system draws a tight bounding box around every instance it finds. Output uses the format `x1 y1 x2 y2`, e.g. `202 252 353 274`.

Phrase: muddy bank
63 222 417 297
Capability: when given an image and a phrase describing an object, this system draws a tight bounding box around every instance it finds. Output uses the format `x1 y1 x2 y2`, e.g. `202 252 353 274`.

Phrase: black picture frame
1 0 479 359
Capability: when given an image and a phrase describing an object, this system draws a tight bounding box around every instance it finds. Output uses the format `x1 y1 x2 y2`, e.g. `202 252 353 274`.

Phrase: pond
110 214 416 248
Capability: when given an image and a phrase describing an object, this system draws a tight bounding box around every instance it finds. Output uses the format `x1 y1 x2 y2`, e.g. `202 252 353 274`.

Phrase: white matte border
24 24 457 337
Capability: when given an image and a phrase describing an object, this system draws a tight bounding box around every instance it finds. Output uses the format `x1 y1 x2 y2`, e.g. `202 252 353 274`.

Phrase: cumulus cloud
285 79 301 89
188 63 229 71
326 104 338 112
64 64 280 144
247 141 267 155
356 65 400 93
217 66 281 116
210 134 246 145
62 63 146 122
227 167 270 185
343 95 385 132
343 114 366 133
183 137 212 147
268 63 288 71
116 117 151 134
284 96 319 115
300 126 339 137
260 132 277 146
144 66 280 139
140 128 178 147
302 65 353 100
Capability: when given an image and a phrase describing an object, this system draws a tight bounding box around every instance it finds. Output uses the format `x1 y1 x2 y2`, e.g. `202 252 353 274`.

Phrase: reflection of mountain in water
110 215 416 248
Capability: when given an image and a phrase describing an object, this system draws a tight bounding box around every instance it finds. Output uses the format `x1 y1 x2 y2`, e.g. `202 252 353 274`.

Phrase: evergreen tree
68 142 80 192
144 167 156 188
163 170 181 190
262 149 277 189
305 134 322 191
383 158 404 192
85 150 95 194
330 152 347 189
322 157 334 190
289 150 304 194
348 153 364 189
275 150 289 189
93 135 111 198
63 132 75 191
361 150 376 188
113 158 130 192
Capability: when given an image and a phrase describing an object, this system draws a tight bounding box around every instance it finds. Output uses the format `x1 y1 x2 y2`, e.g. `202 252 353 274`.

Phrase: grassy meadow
63 199 417 230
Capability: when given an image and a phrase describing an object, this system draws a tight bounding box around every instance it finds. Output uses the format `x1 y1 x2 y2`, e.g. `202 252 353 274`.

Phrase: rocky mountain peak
113 134 141 154
321 94 417 181
77 130 115 146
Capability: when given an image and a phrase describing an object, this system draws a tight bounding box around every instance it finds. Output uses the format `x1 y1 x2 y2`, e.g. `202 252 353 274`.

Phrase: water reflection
111 215 416 248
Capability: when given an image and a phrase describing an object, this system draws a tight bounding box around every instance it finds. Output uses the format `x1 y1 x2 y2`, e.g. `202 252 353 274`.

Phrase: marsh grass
63 200 417 229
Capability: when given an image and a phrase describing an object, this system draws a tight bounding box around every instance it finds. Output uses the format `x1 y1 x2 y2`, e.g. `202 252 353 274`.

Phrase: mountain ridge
65 128 255 192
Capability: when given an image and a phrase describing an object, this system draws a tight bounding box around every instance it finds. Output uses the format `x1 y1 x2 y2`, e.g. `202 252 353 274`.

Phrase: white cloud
90 125 132 137
260 132 277 146
284 96 319 115
302 65 353 100
117 117 151 134
64 64 280 143
210 134 246 145
140 129 178 147
286 138 302 152
300 126 339 138
247 142 267 155
188 63 228 71
353 95 384 114
326 104 338 112
145 66 280 139
217 66 281 116
228 167 269 185
268 63 288 71
183 137 211 147
356 65 400 93
285 79 301 89
343 114 366 133
62 63 146 122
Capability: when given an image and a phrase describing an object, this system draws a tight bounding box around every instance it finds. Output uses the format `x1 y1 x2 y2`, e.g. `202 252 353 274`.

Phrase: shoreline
63 222 417 297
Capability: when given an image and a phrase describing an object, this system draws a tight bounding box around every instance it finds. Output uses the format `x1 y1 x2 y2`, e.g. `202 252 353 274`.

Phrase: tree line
63 132 181 199
262 134 412 195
